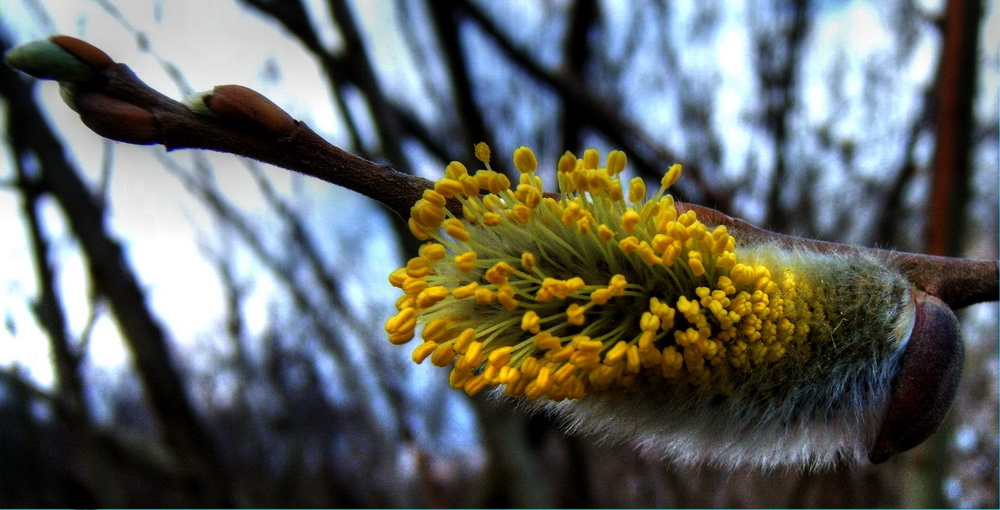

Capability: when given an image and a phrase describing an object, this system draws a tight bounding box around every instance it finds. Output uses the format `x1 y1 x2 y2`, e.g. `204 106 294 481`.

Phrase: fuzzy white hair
517 246 915 470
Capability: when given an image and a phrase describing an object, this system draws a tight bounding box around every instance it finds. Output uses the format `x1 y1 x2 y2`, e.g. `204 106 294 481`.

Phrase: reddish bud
869 292 964 463
73 92 159 145
203 84 296 136
49 35 114 70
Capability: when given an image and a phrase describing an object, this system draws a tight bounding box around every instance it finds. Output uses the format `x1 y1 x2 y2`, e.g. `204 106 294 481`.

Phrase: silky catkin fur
533 244 915 470
387 145 919 470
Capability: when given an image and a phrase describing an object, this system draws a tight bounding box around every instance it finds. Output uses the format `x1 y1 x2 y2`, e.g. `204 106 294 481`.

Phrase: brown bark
927 0 980 257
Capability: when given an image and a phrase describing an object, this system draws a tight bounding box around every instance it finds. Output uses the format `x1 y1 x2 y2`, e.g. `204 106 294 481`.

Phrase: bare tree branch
5 35 995 311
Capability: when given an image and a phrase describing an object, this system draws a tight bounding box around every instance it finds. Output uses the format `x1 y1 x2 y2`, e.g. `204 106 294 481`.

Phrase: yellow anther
622 209 641 234
628 177 646 203
608 274 627 295
385 307 416 332
419 243 447 261
572 336 602 353
549 344 575 363
674 327 700 347
474 287 496 306
485 261 515 285
497 284 518 311
640 311 660 332
388 268 408 288
454 250 478 272
483 364 501 383
483 212 502 226
589 364 619 389
385 309 416 345
619 236 640 254
453 328 476 354
412 341 437 364
444 218 471 242
513 146 538 173
422 317 451 342
590 288 612 305
422 189 446 207
677 209 697 227
533 331 562 351
434 178 464 198
464 374 488 396
688 256 706 277
662 163 682 188
452 281 479 299
561 201 584 228
597 224 615 242
582 148 600 169
711 226 731 254
489 172 511 194
464 341 485 366
716 276 736 295
488 346 513 366
606 150 627 175
475 170 496 191
571 169 590 193
460 175 480 196
607 179 624 201
499 365 520 385
416 286 449 308
411 200 445 227
553 362 578 384
521 310 541 333
557 151 577 174
524 381 543 400
638 330 656 350
520 356 541 379
535 365 554 392
605 341 629 364
514 184 542 207
510 204 532 225
639 343 661 368
389 330 415 345
625 345 641 373
595 168 613 189
395 294 415 310
449 367 473 388
717 251 736 270
445 161 470 179
521 252 536 269
660 346 683 378
638 243 662 266
462 206 477 223
405 256 432 278
566 303 587 326
431 343 457 367
407 218 431 241
474 142 491 164
562 277 586 298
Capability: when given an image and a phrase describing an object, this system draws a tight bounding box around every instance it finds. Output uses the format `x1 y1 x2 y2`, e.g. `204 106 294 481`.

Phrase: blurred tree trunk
914 0 983 507
927 0 980 258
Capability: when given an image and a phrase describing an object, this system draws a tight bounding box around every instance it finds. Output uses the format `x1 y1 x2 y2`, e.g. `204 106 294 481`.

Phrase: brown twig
5 36 997 313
